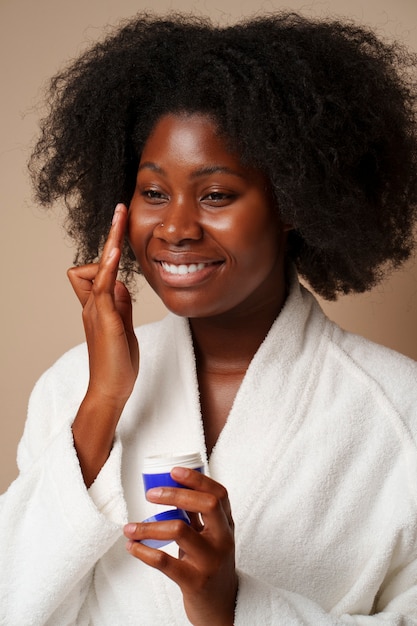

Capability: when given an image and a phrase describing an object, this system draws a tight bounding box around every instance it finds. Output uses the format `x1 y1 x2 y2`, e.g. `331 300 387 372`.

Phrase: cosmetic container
141 452 204 548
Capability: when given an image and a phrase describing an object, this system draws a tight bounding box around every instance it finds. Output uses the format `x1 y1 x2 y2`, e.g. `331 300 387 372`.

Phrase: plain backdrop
1 0 417 493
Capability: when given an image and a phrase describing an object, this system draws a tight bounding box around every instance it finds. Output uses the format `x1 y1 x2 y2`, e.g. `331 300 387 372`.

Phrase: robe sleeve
235 568 417 625
0 355 128 626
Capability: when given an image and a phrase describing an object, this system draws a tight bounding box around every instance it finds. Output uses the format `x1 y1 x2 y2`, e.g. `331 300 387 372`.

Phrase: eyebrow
138 161 246 179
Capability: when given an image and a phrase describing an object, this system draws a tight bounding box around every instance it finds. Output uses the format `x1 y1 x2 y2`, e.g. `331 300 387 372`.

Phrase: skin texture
68 113 289 625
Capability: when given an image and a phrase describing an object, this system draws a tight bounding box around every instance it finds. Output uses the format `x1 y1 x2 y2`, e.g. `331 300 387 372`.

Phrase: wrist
185 576 237 626
85 383 131 413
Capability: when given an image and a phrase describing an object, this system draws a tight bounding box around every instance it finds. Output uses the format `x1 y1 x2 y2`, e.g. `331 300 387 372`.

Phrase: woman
1 12 417 625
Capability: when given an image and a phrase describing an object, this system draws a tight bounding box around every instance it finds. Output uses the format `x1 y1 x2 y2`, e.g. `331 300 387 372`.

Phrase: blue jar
141 452 204 548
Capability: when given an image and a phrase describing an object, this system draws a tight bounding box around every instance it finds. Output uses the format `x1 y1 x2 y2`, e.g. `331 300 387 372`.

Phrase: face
128 113 288 319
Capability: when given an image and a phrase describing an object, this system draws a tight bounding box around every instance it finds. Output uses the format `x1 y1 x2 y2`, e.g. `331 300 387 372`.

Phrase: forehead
139 113 250 175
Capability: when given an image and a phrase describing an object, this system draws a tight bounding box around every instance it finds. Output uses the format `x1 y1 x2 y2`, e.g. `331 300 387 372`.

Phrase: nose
153 198 203 244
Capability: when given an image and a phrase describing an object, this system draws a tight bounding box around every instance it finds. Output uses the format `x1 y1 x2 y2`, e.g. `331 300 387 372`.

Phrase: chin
162 301 212 319
157 294 224 319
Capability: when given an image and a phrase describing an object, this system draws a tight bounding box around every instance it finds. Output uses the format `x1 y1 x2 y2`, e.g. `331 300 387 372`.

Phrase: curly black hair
29 12 417 299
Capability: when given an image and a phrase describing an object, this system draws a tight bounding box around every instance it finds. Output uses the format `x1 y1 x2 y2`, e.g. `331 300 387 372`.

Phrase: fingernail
126 540 134 551
146 487 163 501
124 523 137 535
112 204 123 225
171 466 189 480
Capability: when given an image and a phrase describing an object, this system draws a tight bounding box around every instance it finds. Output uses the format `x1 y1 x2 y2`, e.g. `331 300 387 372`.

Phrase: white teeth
161 262 207 275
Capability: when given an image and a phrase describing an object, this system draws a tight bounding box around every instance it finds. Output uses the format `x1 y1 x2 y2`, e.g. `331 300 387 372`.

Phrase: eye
201 191 237 206
141 189 168 204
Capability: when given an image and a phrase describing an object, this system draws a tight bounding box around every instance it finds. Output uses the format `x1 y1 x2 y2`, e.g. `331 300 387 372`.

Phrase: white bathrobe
1 278 417 625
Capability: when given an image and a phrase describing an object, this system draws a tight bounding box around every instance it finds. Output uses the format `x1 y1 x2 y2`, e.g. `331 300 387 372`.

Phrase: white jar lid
143 452 204 474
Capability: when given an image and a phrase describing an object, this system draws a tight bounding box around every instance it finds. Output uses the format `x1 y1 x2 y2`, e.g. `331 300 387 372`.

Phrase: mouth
160 261 217 275
155 259 223 286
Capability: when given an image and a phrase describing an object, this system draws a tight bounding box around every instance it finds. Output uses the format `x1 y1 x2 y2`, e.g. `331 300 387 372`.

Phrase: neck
189 278 287 373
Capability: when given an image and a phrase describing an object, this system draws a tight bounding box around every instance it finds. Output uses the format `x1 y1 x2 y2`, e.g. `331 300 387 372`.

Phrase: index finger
101 203 128 261
148 467 233 524
91 203 128 293
170 467 226 498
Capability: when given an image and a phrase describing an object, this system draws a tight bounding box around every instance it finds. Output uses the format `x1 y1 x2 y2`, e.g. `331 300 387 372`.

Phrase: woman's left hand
123 468 237 626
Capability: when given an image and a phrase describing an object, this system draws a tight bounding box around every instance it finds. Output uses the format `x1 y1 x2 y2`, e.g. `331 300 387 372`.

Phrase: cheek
233 212 281 265
127 210 154 262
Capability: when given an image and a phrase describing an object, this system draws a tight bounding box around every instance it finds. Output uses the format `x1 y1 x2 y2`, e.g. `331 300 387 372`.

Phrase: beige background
1 0 416 493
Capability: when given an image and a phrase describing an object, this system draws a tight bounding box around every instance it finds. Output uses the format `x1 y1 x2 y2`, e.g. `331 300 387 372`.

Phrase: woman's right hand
67 203 139 486
68 203 139 407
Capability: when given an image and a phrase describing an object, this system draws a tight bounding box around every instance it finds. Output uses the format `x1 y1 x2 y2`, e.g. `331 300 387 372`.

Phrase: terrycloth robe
1 278 417 625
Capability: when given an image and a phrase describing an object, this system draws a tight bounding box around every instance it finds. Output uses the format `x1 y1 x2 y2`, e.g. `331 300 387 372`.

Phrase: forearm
72 391 125 487
69 205 139 488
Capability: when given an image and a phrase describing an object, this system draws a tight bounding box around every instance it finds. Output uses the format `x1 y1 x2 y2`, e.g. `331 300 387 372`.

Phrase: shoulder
29 341 89 405
17 341 90 471
287 279 417 443
329 321 417 399
28 313 186 413
20 314 183 467
294 280 417 409
24 341 90 444
322 314 417 439
32 314 189 399
30 314 176 390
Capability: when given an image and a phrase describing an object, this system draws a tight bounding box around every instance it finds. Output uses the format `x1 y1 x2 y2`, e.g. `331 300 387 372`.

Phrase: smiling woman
129 113 287 320
1 11 417 626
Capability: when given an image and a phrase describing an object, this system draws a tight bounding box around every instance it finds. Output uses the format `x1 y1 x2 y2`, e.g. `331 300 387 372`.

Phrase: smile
160 261 213 275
